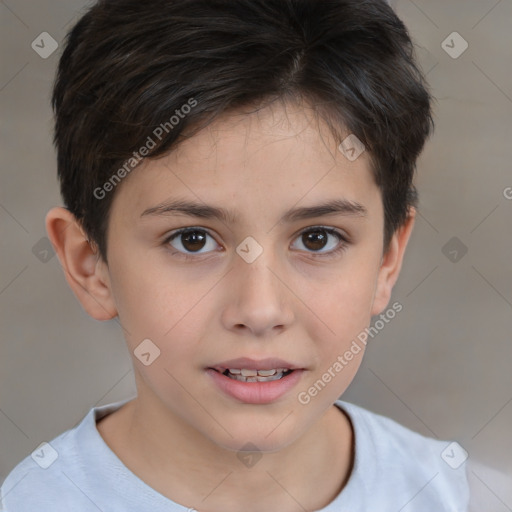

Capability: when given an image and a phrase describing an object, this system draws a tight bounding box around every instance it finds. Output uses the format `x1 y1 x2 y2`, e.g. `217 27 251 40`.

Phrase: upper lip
209 357 303 372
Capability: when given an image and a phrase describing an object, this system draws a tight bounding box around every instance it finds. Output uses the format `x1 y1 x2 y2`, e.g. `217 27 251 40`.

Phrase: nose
220 246 295 337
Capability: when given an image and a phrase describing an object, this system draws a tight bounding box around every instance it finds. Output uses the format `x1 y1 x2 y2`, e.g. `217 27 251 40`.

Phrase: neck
98 393 354 512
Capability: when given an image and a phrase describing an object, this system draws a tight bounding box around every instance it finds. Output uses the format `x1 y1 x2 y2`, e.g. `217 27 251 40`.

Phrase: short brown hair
52 0 434 261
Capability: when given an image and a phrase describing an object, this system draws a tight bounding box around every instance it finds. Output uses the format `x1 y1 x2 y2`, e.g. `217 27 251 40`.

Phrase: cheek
107 250 185 347
296 251 379 402
296 278 372 408
109 262 206 406
302 258 379 343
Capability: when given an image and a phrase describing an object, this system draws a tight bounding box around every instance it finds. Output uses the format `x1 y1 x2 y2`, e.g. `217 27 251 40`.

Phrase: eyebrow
140 197 367 224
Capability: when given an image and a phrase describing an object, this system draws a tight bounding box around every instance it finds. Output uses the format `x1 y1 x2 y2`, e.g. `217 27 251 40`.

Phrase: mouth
206 358 304 404
214 367 294 383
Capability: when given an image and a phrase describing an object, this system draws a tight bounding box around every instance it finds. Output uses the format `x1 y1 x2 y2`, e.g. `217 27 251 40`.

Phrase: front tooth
228 368 241 374
257 369 277 376
261 372 284 381
240 369 258 377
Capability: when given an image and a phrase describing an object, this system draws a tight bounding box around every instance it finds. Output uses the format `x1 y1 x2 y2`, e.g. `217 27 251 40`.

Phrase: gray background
1 0 511 507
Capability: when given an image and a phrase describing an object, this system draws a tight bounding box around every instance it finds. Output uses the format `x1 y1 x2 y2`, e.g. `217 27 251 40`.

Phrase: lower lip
206 369 304 404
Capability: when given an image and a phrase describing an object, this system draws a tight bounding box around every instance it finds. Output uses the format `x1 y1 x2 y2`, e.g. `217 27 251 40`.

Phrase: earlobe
371 208 416 316
45 207 118 321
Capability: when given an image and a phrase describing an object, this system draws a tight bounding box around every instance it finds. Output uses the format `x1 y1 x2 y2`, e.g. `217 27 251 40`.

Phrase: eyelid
290 226 350 258
163 225 350 258
163 226 220 259
295 225 350 243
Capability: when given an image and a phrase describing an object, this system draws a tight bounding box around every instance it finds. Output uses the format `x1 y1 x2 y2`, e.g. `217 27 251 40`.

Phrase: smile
207 367 303 404
222 368 292 382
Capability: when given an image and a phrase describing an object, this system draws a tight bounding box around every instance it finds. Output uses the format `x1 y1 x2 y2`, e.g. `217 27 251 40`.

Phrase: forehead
172 101 357 178
111 101 381 222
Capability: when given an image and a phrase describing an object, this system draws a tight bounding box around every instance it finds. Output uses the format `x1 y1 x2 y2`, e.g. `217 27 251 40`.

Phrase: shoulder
335 400 470 511
2 427 88 511
1 400 132 512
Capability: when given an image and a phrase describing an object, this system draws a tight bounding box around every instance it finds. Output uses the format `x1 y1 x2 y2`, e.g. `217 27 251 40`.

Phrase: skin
46 100 415 512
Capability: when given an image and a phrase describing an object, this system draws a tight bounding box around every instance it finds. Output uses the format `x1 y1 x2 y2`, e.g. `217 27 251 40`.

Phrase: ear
45 207 118 320
371 207 416 316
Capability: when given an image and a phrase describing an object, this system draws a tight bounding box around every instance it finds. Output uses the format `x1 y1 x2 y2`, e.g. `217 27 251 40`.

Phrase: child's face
100 101 406 451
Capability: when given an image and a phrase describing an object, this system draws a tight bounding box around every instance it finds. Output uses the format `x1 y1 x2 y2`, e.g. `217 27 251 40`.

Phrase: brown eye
291 227 348 256
166 228 218 255
302 229 329 251
180 230 207 252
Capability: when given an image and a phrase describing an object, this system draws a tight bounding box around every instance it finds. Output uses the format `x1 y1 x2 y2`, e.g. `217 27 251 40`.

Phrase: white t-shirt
1 398 470 511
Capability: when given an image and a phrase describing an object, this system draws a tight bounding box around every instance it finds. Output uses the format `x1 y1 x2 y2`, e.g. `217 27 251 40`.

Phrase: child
1 0 471 510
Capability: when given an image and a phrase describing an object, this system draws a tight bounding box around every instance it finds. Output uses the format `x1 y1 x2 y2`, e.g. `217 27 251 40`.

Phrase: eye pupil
182 230 206 252
304 230 327 251
169 227 343 258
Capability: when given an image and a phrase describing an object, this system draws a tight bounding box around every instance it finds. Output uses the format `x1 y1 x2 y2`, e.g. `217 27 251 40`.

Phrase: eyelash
163 226 350 261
